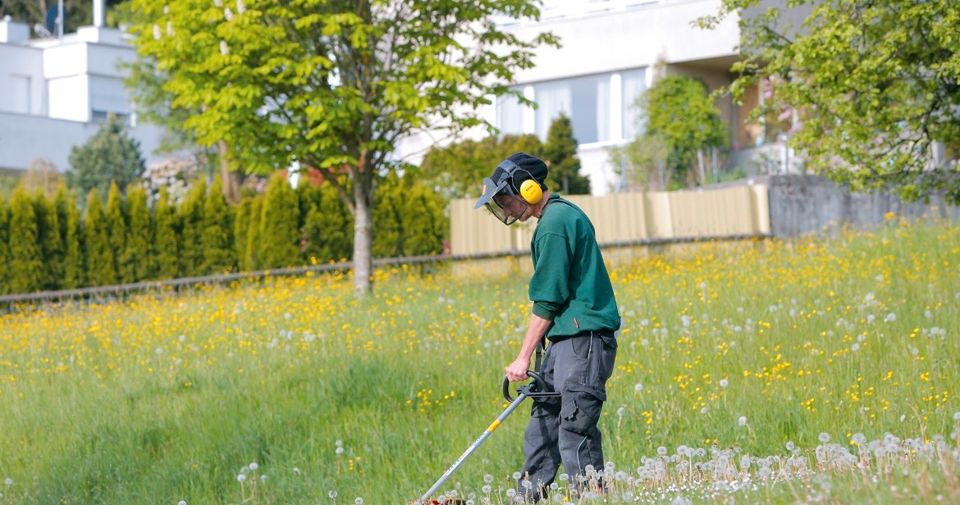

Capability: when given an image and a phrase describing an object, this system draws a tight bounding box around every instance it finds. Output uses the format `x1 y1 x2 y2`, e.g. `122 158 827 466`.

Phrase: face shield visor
476 176 530 225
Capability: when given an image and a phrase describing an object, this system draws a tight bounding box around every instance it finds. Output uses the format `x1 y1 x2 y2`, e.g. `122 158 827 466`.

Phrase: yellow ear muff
519 179 543 205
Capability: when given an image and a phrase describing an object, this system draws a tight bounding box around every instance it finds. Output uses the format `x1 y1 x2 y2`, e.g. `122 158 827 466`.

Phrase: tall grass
0 220 957 504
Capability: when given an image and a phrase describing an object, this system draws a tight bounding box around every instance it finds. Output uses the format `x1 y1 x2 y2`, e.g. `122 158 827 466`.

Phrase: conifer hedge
0 174 447 295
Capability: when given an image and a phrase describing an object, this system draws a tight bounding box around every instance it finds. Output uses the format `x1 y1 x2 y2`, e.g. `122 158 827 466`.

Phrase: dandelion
512 471 521 480
851 343 860 352
482 485 491 494
719 379 728 388
953 412 960 422
236 474 246 483
178 501 187 505
260 475 267 482
681 315 691 328
617 407 626 417
292 467 301 476
328 490 337 499
559 473 569 482
634 383 644 392
786 441 795 451
738 416 747 427
335 447 344 455
354 498 363 505
484 474 493 484
657 446 668 456
249 462 258 471
152 24 162 39
884 313 896 323
924 309 933 320
819 432 831 443
852 433 866 445
506 489 517 498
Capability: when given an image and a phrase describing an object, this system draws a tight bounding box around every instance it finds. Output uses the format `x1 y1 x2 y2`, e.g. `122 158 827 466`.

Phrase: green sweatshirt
529 194 621 340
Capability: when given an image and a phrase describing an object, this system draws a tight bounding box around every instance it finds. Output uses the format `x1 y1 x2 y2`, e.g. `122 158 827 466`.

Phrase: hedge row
0 173 446 295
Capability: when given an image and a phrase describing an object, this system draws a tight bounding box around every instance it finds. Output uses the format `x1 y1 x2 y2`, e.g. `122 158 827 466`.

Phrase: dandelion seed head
719 379 728 388
328 490 337 499
738 416 747 427
236 474 246 483
819 432 831 443
354 498 363 505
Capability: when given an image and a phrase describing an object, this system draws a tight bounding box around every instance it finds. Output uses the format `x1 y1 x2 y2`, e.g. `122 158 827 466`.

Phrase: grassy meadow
0 220 958 504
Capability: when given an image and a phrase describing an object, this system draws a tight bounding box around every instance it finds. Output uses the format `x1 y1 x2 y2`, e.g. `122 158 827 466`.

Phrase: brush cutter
417 370 560 504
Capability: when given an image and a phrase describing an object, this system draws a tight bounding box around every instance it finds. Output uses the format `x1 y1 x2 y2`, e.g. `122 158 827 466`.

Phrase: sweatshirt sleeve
528 231 571 320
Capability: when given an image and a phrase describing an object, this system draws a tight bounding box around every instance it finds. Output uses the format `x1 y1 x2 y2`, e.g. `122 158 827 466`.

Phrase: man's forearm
517 313 552 361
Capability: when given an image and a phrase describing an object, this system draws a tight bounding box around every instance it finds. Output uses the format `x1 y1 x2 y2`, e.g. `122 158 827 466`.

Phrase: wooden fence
450 184 770 255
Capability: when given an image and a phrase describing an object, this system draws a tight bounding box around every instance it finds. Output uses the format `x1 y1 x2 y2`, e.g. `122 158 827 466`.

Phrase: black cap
474 152 548 209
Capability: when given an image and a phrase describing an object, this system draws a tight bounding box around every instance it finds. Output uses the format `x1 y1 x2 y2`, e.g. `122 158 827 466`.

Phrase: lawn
0 219 957 504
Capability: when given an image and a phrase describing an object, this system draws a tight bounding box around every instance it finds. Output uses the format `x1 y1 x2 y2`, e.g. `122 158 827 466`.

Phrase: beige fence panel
450 185 770 256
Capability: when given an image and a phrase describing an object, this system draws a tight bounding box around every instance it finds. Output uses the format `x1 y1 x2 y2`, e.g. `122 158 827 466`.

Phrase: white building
0 10 166 174
398 0 798 194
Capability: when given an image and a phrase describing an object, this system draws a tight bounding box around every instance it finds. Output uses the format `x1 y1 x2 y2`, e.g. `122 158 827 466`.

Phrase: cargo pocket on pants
559 388 603 435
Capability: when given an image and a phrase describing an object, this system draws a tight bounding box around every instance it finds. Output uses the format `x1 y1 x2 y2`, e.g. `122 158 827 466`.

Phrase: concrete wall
0 110 167 172
767 175 960 237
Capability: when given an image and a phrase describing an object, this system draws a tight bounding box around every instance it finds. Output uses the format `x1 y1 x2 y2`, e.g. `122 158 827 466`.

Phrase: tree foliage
704 0 960 202
418 134 544 200
201 177 235 273
153 188 180 280
258 175 300 270
543 114 590 194
638 75 727 187
7 189 43 293
67 116 146 199
130 0 556 295
83 190 116 287
123 185 152 283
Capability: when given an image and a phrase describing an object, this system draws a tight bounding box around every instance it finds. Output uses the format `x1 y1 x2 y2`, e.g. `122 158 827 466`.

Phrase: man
474 152 620 501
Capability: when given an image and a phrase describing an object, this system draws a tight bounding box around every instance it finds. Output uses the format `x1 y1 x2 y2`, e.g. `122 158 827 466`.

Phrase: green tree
122 185 152 283
243 196 263 271
704 0 960 202
543 114 590 194
105 183 127 281
0 198 9 294
56 186 85 289
7 189 44 294
33 191 64 290
301 185 353 264
83 189 116 286
372 174 404 258
639 75 727 187
398 180 446 256
177 179 206 277
233 197 251 271
130 0 556 296
153 188 179 280
418 134 544 201
66 116 146 199
201 177 235 274
258 175 299 270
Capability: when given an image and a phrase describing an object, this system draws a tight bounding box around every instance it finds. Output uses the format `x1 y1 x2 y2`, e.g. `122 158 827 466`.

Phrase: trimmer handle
502 370 558 402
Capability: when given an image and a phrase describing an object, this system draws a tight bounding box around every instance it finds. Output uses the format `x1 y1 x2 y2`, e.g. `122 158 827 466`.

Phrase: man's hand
505 356 531 382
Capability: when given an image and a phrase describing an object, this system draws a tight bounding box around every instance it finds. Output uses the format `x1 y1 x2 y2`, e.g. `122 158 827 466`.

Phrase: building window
534 73 610 144
497 87 525 135
621 68 647 140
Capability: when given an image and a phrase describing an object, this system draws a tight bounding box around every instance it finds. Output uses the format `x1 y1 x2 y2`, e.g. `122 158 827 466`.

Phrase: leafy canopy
703 0 960 202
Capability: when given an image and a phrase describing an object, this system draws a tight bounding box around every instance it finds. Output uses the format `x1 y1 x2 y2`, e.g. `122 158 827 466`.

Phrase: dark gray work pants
518 330 617 501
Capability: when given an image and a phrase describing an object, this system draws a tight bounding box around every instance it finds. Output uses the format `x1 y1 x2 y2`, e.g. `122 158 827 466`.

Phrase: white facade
397 0 743 195
0 17 166 173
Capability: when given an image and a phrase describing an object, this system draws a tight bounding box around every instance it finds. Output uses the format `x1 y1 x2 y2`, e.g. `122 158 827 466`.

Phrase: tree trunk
352 160 373 298
218 140 240 202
